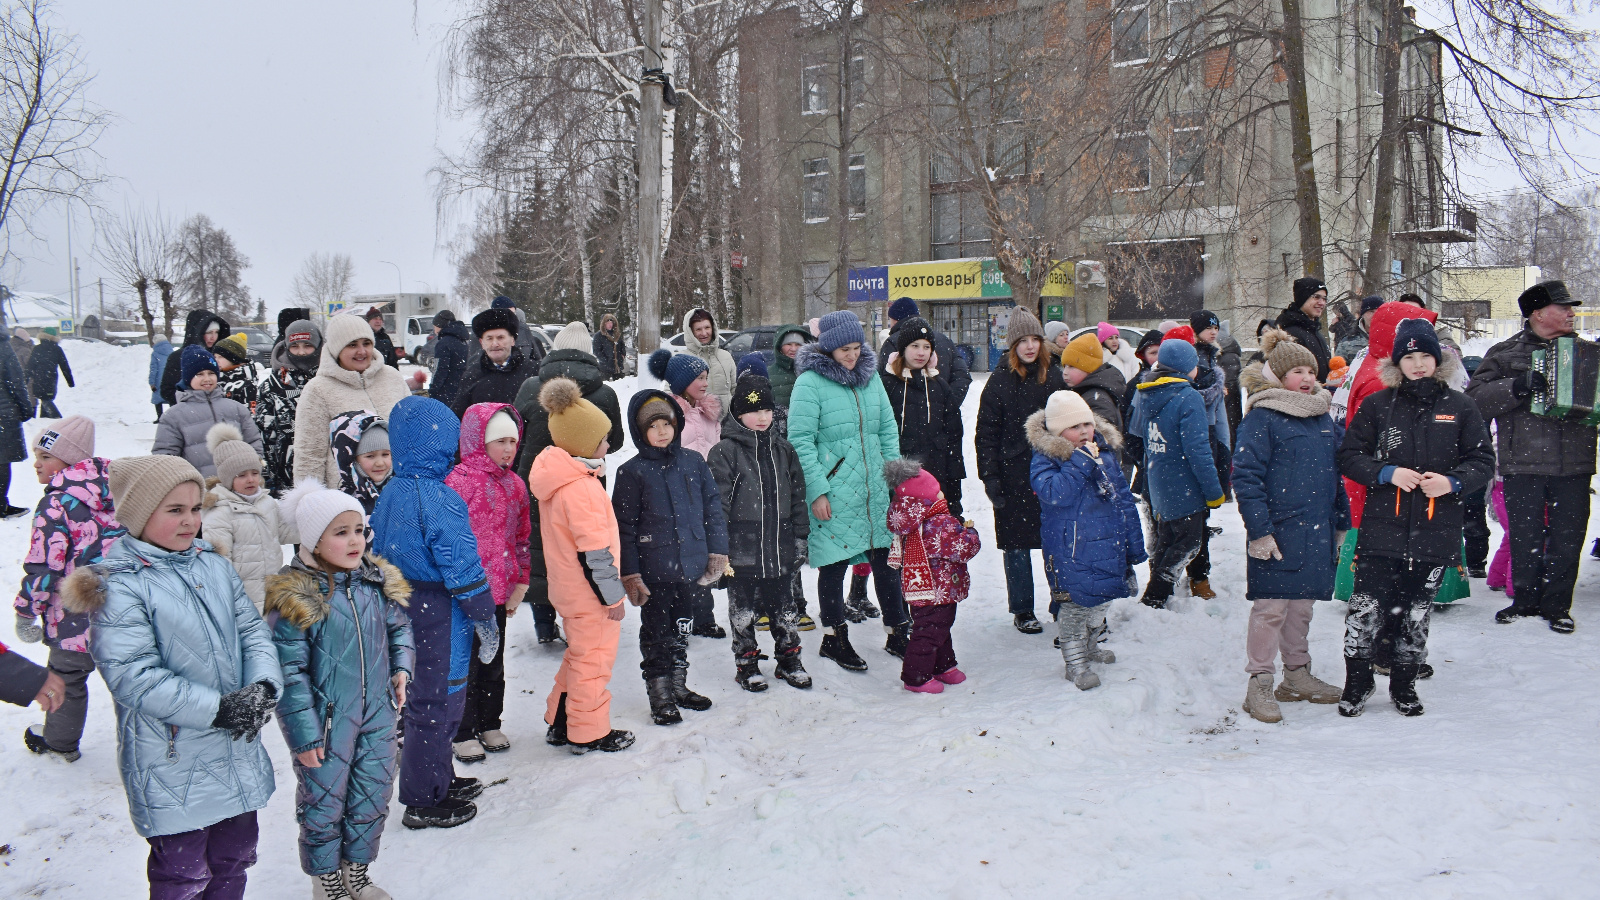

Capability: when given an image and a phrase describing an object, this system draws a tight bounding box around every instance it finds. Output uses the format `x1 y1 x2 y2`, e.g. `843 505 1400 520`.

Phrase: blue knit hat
737 352 768 380
647 347 709 395
816 310 866 353
491 295 516 309
888 296 919 321
180 344 219 389
1157 338 1199 375
1391 317 1441 365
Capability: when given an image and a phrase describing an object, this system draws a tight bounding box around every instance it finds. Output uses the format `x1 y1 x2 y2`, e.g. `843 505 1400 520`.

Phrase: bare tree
0 0 105 259
173 213 252 322
1467 188 1600 295
289 251 355 313
97 206 176 342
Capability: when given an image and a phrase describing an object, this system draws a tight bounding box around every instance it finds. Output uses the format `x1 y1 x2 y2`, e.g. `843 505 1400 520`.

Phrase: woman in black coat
975 308 1065 634
883 317 965 517
0 338 34 516
26 329 73 418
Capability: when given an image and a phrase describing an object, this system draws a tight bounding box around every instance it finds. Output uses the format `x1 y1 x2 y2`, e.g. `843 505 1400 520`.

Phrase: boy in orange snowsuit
526 377 635 754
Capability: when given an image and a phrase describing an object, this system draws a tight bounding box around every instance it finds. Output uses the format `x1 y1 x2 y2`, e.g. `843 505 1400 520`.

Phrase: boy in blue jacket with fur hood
370 396 497 831
1029 391 1146 689
1127 339 1224 609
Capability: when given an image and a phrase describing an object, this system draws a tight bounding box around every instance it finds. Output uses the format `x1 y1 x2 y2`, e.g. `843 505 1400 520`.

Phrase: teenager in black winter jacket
1276 277 1333 382
428 312 473 410
160 310 229 406
882 317 966 517
1337 319 1493 718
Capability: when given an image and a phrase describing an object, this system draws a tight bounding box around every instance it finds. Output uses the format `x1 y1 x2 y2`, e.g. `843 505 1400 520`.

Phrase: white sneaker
478 729 511 752
452 738 486 763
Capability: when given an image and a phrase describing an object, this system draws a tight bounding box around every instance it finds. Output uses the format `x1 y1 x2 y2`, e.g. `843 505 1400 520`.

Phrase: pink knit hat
895 467 942 504
1096 322 1118 343
33 415 95 466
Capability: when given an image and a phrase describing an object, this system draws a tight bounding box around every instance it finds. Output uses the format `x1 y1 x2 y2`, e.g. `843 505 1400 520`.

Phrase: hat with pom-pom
107 455 206 539
883 457 940 504
206 423 264 488
280 478 367 549
1259 327 1318 381
540 376 613 457
212 332 250 366
648 348 709 395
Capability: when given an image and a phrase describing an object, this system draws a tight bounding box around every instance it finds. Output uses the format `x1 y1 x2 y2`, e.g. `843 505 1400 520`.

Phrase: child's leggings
901 603 957 685
146 810 258 900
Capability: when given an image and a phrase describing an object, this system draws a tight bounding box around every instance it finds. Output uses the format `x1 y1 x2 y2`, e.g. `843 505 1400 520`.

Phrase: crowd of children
3 290 1591 896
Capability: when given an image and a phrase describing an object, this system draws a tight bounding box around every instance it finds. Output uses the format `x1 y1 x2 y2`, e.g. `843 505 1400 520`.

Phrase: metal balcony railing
1393 196 1478 244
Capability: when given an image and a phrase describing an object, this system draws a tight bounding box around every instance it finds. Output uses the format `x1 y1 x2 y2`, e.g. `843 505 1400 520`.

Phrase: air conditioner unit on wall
418 295 433 309
1076 260 1107 287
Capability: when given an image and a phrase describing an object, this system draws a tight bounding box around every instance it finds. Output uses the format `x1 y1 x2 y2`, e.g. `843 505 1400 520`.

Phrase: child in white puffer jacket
202 424 296 612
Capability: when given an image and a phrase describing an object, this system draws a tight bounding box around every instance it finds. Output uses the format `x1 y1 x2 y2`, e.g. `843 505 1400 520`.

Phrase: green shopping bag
1333 528 1470 603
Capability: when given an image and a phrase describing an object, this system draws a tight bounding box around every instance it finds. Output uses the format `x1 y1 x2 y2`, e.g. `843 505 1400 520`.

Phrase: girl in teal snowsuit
267 482 413 899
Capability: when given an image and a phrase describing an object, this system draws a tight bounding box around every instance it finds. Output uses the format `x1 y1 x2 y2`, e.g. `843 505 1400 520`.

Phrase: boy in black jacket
613 390 729 726
1337 319 1493 717
708 374 813 692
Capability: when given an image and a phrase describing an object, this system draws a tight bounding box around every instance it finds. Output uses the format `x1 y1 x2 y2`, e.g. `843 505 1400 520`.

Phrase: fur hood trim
1024 408 1123 459
263 554 411 630
1377 349 1464 390
795 342 878 388
882 457 923 492
1239 361 1333 418
60 565 111 615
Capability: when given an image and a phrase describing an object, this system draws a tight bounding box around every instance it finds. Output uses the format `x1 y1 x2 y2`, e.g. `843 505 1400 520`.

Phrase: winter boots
774 654 813 689
23 724 80 763
315 871 353 900
340 862 392 900
935 667 967 685
1013 613 1044 634
820 624 868 671
672 669 713 711
401 798 477 829
1139 577 1174 610
647 675 682 726
452 738 486 763
885 622 910 658
567 729 636 754
478 730 510 753
735 661 767 692
1389 664 1425 716
845 570 881 622
1087 606 1115 663
546 693 569 746
1188 578 1216 600
1056 601 1100 690
904 678 944 694
1243 674 1282 723
692 621 727 639
1338 658 1376 718
1275 665 1341 704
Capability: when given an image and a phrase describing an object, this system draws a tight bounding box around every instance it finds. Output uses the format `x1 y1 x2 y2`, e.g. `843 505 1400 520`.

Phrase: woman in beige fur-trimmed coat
292 314 409 489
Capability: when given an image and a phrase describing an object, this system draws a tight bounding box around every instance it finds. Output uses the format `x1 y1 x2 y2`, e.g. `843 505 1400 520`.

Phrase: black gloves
984 479 1006 510
1513 368 1549 400
213 681 277 742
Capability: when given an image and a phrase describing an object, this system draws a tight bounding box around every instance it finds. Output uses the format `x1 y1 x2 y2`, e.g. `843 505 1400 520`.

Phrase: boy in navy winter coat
1231 329 1349 724
612 389 729 725
1127 339 1224 609
1029 391 1146 690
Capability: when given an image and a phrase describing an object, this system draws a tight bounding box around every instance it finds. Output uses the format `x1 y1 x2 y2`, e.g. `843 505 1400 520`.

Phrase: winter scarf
1240 361 1333 417
328 410 389 515
889 496 947 604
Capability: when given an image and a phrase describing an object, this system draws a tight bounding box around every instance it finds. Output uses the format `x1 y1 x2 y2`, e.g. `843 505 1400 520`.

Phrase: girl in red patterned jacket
884 459 980 693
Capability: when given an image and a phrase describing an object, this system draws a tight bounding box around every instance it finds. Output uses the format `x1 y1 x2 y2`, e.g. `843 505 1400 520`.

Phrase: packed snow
1 340 1597 898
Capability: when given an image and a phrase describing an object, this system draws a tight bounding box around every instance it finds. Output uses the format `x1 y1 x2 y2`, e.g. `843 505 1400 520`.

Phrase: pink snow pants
1486 481 1514 598
1245 599 1315 675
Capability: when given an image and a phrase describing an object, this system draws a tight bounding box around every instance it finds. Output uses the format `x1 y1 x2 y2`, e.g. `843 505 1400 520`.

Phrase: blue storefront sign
846 266 889 304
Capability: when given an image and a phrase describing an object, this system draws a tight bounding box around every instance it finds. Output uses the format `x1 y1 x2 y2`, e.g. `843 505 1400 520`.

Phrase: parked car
721 326 778 367
235 327 275 365
665 329 736 349
1066 324 1147 348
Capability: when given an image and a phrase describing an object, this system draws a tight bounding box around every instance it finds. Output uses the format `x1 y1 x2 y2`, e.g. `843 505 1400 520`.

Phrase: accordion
1530 335 1600 425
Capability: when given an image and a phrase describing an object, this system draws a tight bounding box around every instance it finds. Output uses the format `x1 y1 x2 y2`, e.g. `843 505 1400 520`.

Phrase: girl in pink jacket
445 402 531 760
647 349 723 459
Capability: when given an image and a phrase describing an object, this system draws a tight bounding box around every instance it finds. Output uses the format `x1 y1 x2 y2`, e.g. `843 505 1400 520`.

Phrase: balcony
1392 197 1477 244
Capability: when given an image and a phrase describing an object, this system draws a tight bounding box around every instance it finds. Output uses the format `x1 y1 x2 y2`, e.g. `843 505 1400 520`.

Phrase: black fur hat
472 307 520 338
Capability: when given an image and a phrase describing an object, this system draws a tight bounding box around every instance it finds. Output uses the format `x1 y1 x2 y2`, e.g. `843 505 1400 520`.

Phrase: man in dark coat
877 297 973 407
365 307 403 368
592 313 626 380
427 309 472 410
26 328 74 418
1276 277 1332 382
159 309 229 406
512 330 625 644
487 296 544 371
452 308 535 419
0 337 33 516
1466 281 1595 632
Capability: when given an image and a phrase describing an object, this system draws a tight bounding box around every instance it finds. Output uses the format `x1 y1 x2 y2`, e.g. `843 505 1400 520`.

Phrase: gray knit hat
206 423 264 488
553 322 592 353
1006 307 1044 349
109 455 206 539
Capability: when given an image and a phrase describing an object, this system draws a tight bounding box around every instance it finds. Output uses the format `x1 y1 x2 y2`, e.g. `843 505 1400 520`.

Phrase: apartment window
848 154 867 217
802 263 834 319
930 190 992 260
802 64 828 114
803 158 830 222
848 56 866 108
1113 0 1150 64
1169 111 1204 185
1167 0 1202 58
1113 122 1152 191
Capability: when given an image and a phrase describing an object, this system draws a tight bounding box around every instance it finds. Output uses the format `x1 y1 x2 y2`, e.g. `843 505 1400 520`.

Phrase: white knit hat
552 322 592 353
484 409 519 444
279 479 367 549
321 314 376 370
1044 390 1095 435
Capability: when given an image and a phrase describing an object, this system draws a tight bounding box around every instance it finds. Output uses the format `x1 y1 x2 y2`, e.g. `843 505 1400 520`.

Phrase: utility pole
98 278 104 319
637 0 664 354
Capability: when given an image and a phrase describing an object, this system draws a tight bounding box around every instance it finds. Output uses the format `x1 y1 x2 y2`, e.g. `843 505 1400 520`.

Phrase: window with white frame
1169 111 1204 185
1113 122 1152 191
1113 0 1150 64
848 154 867 217
803 64 828 114
848 57 866 108
1166 0 1201 58
930 190 993 260
803 158 830 221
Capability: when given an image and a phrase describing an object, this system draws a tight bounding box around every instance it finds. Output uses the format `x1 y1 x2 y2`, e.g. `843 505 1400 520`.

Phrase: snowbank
0 344 1596 897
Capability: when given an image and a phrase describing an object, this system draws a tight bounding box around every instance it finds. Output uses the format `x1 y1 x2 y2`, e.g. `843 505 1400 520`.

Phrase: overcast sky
3 0 467 321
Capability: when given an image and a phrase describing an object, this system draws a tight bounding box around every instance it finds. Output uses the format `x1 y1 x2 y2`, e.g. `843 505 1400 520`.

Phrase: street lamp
378 260 402 294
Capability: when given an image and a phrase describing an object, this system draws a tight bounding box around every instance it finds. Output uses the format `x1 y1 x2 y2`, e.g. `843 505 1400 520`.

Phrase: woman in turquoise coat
787 311 907 671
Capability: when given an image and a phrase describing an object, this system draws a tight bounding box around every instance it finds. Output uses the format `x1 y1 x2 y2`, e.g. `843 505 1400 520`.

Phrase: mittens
1247 535 1283 561
474 619 501 664
213 682 278 741
698 553 730 586
15 614 42 644
622 573 651 606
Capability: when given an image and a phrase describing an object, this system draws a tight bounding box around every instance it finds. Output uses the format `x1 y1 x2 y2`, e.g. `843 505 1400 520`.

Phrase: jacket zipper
757 436 769 578
345 575 368 703
323 701 335 746
167 724 179 761
853 388 871 531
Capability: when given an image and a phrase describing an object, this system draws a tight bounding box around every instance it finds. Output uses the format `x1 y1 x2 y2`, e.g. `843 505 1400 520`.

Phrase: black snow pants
1345 556 1443 667
1503 474 1591 619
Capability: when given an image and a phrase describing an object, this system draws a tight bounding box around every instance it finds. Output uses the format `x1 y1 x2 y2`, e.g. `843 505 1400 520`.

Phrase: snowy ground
2 341 1598 898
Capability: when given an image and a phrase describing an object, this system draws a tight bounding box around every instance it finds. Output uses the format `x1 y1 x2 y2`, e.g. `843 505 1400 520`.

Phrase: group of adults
0 323 75 518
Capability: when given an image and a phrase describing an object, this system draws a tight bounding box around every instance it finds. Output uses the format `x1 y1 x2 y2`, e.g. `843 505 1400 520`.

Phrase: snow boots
935 667 967 685
1189 578 1216 600
546 693 569 746
736 661 767 692
1243 673 1282 723
1056 601 1101 690
452 738 486 763
820 623 868 671
846 569 880 622
1275 665 1341 704
401 798 477 829
315 871 353 900
647 675 682 726
478 729 510 753
672 669 713 711
567 729 636 754
23 724 80 763
1389 664 1425 716
1013 613 1044 634
1139 577 1174 610
1338 658 1376 717
340 862 391 900
1087 606 1115 663
904 678 944 694
774 654 812 689
885 621 910 658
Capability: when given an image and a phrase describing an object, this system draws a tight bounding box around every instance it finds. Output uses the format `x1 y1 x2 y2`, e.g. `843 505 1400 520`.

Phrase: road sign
59 319 74 334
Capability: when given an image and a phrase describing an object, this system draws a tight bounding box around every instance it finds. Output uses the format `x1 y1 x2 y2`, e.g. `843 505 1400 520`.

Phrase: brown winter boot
1188 578 1216 600
1276 665 1341 704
